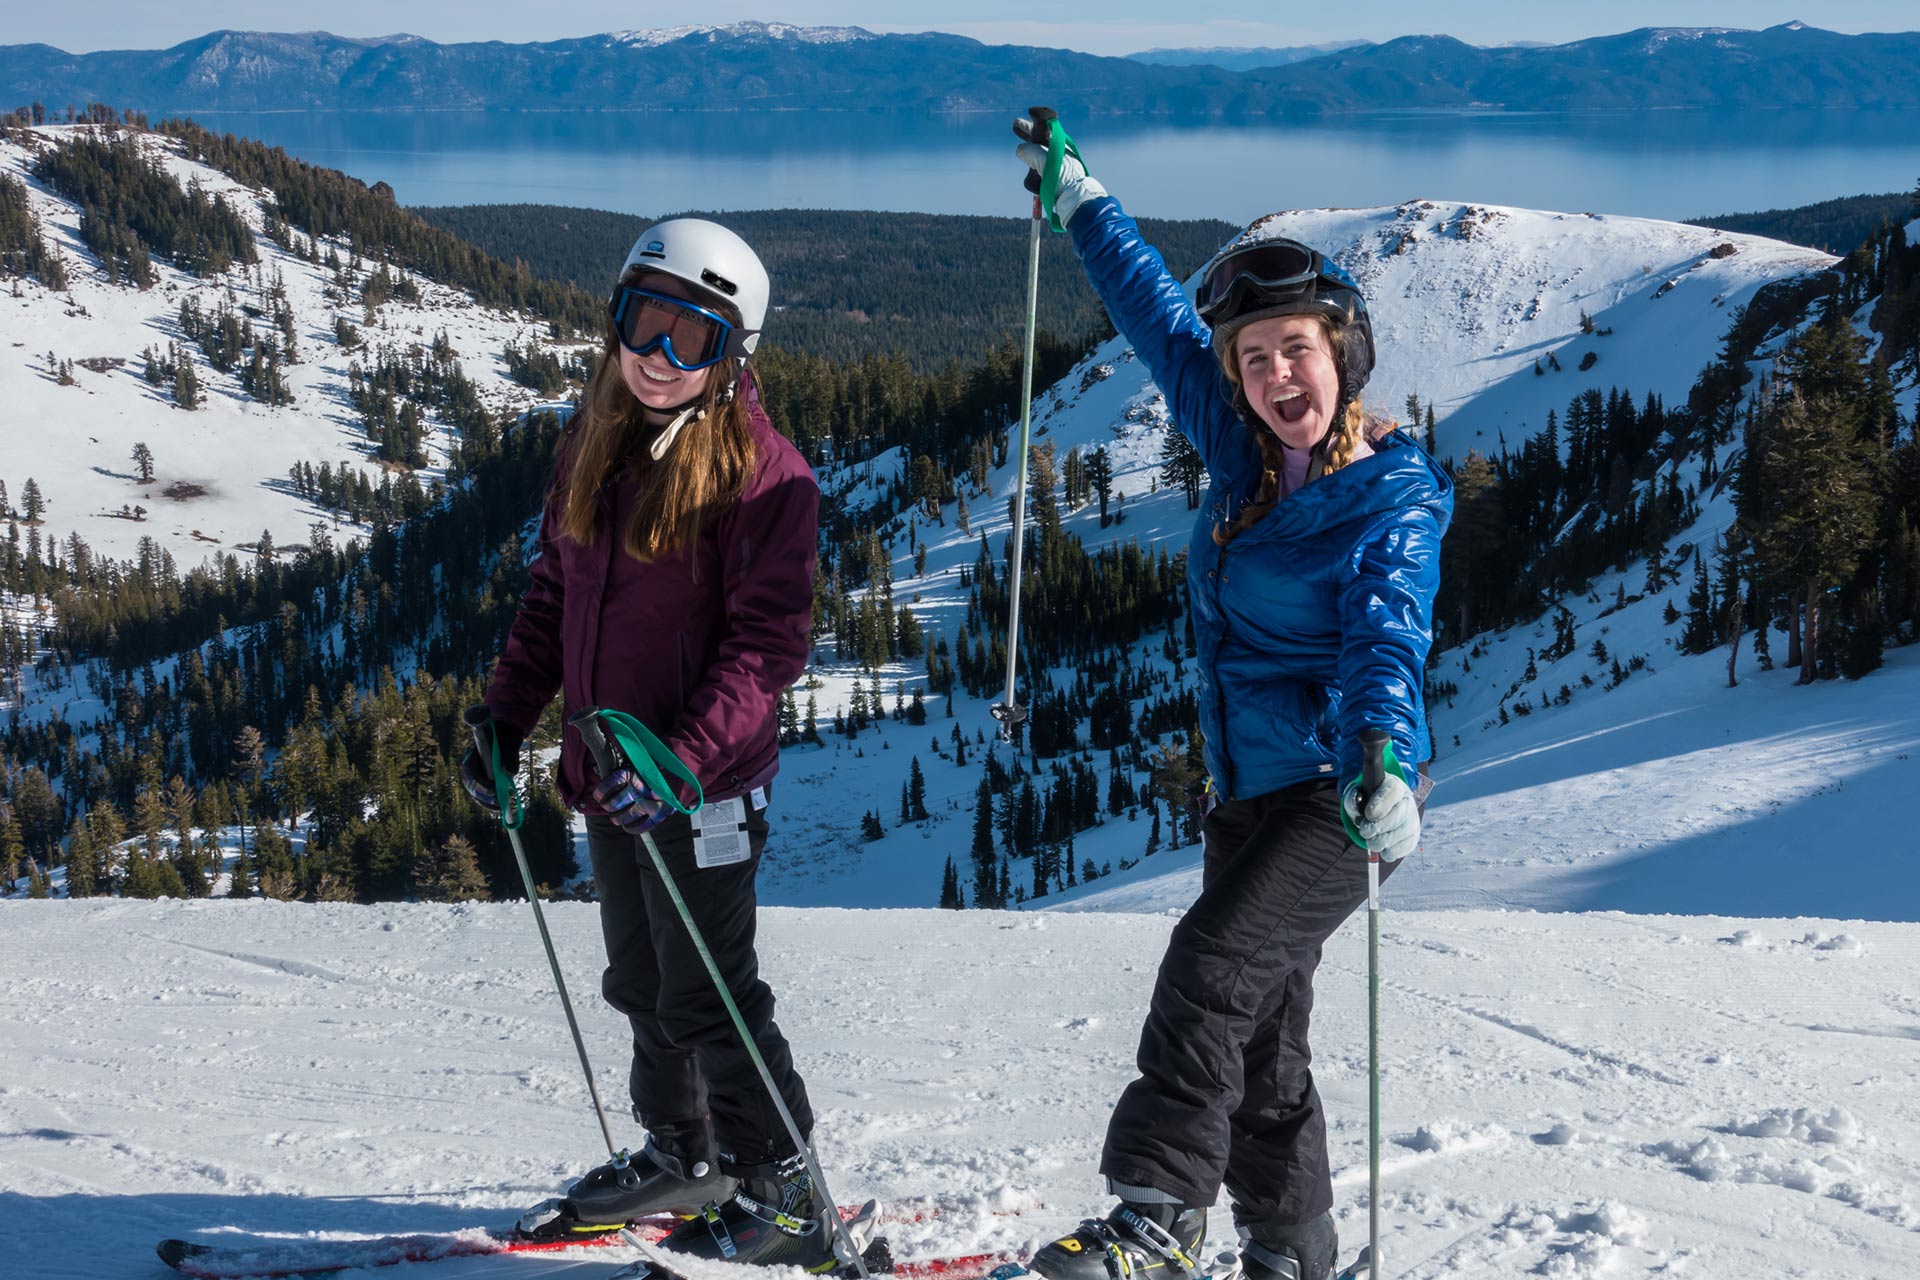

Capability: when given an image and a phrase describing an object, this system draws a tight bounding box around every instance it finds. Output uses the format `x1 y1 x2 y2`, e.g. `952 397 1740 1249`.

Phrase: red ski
156 1204 1026 1279
157 1215 682 1277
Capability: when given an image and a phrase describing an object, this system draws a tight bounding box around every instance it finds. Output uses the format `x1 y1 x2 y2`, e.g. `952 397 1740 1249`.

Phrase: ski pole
1358 728 1391 1280
463 706 618 1160
991 105 1057 745
571 709 871 1280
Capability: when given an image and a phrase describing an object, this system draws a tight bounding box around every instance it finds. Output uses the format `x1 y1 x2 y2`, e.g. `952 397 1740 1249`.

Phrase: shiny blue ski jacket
1068 196 1453 799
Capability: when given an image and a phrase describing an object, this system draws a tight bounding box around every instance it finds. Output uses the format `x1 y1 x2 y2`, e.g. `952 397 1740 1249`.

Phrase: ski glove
459 718 523 813
1342 772 1421 862
593 767 670 835
1014 109 1106 229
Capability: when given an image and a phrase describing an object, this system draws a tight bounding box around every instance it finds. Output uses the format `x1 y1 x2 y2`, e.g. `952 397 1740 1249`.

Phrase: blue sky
8 3 1917 57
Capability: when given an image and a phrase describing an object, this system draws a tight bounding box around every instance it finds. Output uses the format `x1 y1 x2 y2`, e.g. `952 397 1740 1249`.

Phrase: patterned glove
593 767 670 835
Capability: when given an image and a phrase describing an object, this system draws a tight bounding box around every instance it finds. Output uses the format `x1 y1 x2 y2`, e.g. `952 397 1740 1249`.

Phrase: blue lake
191 109 1920 225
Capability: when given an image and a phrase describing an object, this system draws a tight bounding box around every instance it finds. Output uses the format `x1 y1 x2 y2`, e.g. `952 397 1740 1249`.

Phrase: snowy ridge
608 23 878 48
0 125 570 567
1214 199 1833 458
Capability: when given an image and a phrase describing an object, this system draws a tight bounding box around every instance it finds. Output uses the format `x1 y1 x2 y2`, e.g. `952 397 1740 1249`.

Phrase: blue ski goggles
607 287 755 371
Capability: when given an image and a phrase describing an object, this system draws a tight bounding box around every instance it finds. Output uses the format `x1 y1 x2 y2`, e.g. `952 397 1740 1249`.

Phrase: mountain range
3 21 1918 115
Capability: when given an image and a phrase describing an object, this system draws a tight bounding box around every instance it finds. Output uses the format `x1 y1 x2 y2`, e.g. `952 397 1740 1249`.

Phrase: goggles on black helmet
1195 240 1333 325
607 286 756 372
1196 236 1375 391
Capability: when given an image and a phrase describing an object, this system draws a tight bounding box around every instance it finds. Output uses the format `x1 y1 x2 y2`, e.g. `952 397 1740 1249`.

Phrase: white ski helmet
617 218 770 356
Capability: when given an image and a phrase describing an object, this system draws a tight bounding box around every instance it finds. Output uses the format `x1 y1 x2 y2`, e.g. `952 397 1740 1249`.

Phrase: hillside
1690 189 1916 254
0 124 569 568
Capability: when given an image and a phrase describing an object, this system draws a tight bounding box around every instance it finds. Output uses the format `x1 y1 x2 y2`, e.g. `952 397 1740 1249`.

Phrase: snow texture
2 900 1917 1278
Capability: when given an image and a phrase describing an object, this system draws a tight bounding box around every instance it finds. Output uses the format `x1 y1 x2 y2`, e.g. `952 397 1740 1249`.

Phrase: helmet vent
640 240 667 259
700 269 739 297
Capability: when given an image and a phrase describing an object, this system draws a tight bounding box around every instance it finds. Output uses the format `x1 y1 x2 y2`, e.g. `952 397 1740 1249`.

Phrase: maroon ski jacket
484 376 819 812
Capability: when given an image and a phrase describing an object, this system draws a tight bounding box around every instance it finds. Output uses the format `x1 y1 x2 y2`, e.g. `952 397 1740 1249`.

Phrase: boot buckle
1113 1208 1201 1275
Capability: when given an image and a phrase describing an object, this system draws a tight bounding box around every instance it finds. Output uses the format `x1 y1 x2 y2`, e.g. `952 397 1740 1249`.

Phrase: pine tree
254 826 299 901
131 441 155 483
172 345 201 409
1680 555 1718 653
907 756 930 822
938 856 964 909
1159 429 1204 510
64 818 96 898
1751 393 1877 682
227 842 254 898
429 835 491 901
0 813 25 893
970 777 997 908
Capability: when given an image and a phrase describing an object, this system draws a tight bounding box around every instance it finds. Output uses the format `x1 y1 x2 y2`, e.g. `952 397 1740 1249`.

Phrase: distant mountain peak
607 22 878 48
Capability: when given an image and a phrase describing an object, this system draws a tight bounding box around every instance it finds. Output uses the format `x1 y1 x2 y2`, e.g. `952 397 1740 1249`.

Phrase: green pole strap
489 736 526 832
1039 120 1084 234
1341 737 1410 849
585 708 705 816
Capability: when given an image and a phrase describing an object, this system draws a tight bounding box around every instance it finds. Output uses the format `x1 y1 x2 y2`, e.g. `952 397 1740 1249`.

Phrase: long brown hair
1212 313 1373 546
557 269 758 564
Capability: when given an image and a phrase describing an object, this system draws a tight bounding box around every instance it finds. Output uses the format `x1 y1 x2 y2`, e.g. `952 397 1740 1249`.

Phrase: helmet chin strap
643 379 737 461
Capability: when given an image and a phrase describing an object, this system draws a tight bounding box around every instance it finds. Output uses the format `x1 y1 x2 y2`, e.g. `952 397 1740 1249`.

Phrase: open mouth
637 364 679 386
1271 387 1311 424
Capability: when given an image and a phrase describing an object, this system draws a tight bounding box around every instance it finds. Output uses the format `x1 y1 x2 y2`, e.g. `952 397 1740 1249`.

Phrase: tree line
414 203 1237 374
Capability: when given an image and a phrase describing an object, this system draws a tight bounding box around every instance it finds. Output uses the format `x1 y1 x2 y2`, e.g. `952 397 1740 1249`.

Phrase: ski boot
1237 1212 1337 1280
1028 1201 1208 1280
518 1126 737 1242
659 1152 843 1270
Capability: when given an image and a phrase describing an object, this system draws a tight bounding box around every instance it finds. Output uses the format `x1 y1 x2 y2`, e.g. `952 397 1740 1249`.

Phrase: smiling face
1231 314 1343 451
616 272 717 415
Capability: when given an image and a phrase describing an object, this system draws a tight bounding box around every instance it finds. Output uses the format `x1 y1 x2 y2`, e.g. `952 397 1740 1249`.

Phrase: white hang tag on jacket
692 796 751 869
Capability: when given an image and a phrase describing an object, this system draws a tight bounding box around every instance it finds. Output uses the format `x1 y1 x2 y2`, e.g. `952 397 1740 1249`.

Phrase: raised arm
1015 111 1244 476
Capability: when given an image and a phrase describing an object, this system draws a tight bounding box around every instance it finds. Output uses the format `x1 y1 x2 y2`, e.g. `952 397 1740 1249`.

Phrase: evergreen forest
412 203 1236 372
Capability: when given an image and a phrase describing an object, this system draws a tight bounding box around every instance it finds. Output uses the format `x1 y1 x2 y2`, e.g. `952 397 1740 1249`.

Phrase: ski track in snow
3 901 1918 1278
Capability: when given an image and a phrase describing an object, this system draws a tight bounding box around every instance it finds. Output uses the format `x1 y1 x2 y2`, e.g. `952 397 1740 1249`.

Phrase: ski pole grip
465 705 525 829
569 709 621 779
463 704 497 763
1360 728 1390 807
1341 728 1394 850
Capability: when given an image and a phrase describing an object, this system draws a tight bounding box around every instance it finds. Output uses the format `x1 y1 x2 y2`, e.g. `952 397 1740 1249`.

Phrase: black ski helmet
1196 236 1375 394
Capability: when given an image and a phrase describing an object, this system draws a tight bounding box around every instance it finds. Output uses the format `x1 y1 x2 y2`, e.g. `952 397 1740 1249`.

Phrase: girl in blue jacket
1014 114 1454 1280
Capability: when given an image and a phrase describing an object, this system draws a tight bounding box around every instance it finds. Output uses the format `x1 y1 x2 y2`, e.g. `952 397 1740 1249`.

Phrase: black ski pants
585 802 813 1169
1100 777 1398 1228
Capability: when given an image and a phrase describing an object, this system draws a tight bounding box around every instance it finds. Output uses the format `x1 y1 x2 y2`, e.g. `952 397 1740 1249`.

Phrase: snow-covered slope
3 898 1916 1279
0 126 567 566
1199 200 1832 458
752 197 1868 918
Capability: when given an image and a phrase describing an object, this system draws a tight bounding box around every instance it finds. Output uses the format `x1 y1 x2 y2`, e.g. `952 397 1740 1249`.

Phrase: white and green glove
1342 773 1421 862
1013 107 1107 231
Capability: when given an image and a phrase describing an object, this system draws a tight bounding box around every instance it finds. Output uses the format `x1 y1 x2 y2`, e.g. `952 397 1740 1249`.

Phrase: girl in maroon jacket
462 219 830 1269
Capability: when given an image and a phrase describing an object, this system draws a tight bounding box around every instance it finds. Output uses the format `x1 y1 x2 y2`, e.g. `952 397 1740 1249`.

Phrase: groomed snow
2 898 1915 1278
